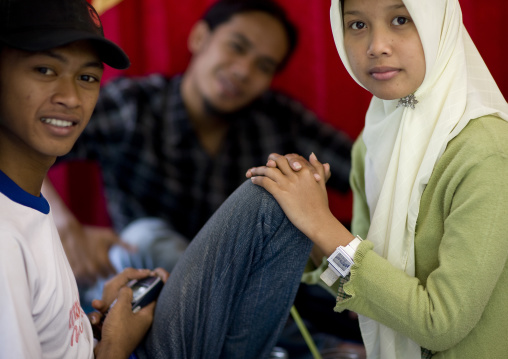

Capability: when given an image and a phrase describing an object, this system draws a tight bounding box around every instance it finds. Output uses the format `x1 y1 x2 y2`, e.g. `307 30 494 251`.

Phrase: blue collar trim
0 170 50 214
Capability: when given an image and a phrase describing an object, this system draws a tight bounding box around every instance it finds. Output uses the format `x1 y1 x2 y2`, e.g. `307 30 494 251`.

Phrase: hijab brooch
397 93 419 109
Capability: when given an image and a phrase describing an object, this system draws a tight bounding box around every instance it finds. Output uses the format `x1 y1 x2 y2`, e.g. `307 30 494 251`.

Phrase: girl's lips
370 68 400 81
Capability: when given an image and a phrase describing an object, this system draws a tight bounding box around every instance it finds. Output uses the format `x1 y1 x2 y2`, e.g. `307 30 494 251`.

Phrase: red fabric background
50 0 508 227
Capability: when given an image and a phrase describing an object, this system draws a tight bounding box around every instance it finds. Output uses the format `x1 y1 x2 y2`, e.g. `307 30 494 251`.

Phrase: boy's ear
188 21 211 54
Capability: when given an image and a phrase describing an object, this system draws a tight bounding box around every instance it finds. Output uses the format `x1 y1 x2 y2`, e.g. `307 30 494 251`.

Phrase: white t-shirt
0 171 94 358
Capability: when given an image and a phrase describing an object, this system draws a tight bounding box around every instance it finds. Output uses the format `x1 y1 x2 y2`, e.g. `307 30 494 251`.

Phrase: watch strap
319 235 363 287
321 267 340 286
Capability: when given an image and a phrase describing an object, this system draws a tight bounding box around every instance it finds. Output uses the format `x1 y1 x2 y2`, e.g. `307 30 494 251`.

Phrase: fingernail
314 173 322 181
310 152 317 161
293 162 302 170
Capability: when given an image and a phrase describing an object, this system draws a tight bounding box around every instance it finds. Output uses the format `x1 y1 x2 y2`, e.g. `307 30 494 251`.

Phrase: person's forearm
94 340 130 359
309 211 355 256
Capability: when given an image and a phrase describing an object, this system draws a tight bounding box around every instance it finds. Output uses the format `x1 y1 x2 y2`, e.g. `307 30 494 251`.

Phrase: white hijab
329 0 508 358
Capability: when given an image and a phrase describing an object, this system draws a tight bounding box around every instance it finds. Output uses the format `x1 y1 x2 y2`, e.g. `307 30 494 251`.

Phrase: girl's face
342 0 425 100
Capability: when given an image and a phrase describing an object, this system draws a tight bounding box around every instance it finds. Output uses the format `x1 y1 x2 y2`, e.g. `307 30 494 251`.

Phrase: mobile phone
127 275 164 312
104 276 164 316
93 275 163 340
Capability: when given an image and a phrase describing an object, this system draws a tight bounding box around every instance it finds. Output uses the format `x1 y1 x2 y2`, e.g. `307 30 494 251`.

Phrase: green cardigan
302 115 508 358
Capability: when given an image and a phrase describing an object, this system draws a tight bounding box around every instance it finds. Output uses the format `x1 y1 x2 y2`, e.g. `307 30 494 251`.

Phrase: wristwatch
320 235 363 286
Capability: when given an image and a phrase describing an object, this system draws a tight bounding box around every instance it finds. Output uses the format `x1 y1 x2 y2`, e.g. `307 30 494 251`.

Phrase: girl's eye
350 21 366 30
37 67 56 76
392 16 409 26
80 75 99 83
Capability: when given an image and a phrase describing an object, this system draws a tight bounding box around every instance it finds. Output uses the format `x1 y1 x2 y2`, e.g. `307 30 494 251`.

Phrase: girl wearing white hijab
247 0 508 358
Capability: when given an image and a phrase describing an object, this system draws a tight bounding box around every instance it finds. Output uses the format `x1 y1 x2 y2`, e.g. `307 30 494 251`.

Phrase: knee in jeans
241 180 279 208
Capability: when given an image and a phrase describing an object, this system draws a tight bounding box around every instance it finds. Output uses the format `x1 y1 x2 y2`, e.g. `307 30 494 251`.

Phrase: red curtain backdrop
51 0 508 226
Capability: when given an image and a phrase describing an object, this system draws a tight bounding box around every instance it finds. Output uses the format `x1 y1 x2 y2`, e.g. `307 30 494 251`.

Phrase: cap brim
0 29 130 70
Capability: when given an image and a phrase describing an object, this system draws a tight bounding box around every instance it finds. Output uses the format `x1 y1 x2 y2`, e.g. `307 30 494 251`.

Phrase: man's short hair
201 0 298 71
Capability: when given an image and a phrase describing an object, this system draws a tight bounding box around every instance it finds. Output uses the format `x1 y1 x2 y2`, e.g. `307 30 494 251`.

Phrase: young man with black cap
0 1 315 357
0 0 148 357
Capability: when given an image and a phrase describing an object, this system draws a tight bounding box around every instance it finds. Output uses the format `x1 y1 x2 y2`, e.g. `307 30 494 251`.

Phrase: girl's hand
247 152 335 239
246 153 331 183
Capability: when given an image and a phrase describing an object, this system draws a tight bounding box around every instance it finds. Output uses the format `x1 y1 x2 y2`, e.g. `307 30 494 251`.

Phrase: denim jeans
135 180 312 359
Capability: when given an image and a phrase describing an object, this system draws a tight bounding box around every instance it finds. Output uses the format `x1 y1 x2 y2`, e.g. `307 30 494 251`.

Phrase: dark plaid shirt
61 74 352 239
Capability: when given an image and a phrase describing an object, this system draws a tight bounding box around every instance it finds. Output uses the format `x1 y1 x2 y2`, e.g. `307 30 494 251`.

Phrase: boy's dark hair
202 0 298 71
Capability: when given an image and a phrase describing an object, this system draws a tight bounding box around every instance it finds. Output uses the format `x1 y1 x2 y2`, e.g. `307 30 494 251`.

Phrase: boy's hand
92 267 169 313
94 286 154 358
91 268 169 359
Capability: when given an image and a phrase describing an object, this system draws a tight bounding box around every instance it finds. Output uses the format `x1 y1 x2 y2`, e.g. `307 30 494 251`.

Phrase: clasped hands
245 152 333 241
246 152 331 183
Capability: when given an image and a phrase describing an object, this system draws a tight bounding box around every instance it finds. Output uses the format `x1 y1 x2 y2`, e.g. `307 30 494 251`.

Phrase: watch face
332 255 352 271
329 247 354 276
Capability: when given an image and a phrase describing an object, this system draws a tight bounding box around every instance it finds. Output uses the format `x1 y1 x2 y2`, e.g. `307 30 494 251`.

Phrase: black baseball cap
0 0 130 69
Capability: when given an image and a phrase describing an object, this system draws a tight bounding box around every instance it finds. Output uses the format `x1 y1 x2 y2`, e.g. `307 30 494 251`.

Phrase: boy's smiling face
0 41 103 163
342 0 425 100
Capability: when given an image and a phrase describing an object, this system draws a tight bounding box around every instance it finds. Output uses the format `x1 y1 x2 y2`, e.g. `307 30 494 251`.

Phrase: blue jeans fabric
135 181 312 359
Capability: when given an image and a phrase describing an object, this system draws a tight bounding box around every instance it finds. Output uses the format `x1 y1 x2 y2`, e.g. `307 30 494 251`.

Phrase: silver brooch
396 93 418 109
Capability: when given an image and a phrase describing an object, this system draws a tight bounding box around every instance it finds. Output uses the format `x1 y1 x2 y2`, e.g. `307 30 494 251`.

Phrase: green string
290 305 323 359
